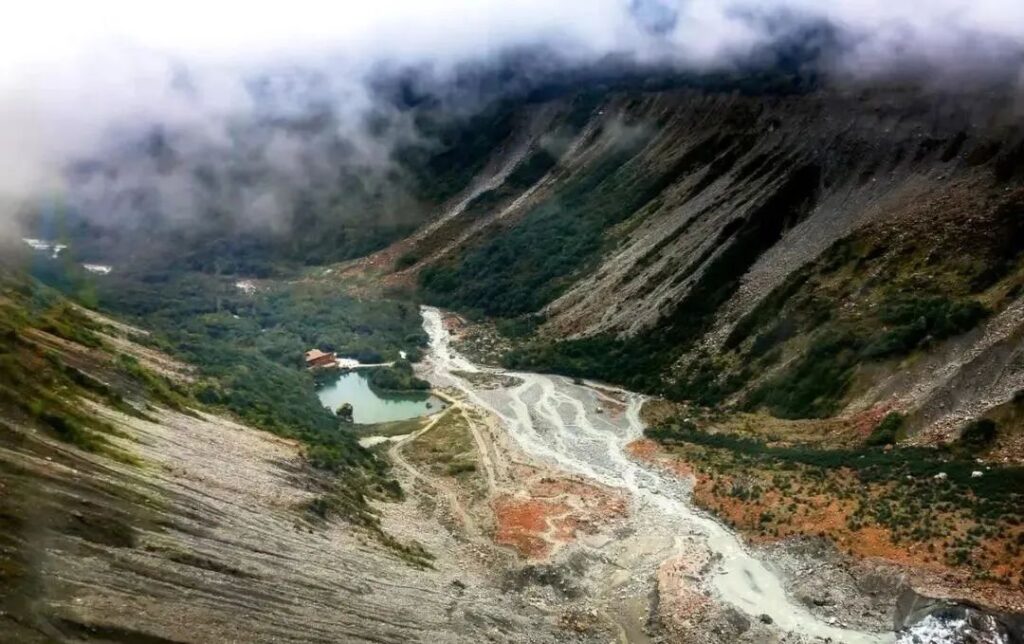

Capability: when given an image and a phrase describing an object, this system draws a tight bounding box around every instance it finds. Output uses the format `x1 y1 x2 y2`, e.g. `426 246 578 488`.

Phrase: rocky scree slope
0 272 570 643
391 83 1024 444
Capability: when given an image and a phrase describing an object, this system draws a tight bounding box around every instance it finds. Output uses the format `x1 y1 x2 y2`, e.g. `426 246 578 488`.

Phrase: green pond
316 371 444 425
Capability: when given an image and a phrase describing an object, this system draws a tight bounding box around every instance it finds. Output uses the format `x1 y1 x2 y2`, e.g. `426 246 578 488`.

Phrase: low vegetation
36 266 427 458
368 360 431 392
506 191 1023 420
866 412 904 447
405 411 479 482
647 416 1024 587
25 263 432 537
0 273 180 459
421 122 662 317
958 418 999 451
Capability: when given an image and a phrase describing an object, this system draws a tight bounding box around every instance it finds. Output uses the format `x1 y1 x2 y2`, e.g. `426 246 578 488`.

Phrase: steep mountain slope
384 81 1024 445
0 271 585 643
349 81 1024 618
9 61 1024 639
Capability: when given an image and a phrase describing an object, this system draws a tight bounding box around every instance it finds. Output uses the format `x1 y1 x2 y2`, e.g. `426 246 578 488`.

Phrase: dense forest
25 255 428 472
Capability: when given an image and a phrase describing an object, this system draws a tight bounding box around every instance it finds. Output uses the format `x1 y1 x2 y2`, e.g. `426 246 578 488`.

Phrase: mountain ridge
364 80 1024 449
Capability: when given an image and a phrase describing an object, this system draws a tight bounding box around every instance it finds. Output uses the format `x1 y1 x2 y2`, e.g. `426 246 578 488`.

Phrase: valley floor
5 301 1017 643
396 307 903 643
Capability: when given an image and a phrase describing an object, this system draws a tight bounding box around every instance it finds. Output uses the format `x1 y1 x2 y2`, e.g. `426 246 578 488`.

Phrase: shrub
496 316 542 339
395 252 421 269
40 412 104 451
867 412 904 446
744 329 862 419
368 360 430 391
959 419 997 450
863 296 989 359
336 403 354 423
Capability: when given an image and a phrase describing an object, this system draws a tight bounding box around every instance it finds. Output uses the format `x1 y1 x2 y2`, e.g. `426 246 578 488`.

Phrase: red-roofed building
304 349 336 369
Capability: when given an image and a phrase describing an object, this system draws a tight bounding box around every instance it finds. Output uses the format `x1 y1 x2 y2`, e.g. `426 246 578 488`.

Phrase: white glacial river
422 306 894 644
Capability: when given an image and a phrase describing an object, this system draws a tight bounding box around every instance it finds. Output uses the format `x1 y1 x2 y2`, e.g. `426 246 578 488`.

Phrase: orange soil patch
847 402 898 441
639 441 1024 612
493 496 572 558
626 439 694 480
625 439 659 460
492 475 627 559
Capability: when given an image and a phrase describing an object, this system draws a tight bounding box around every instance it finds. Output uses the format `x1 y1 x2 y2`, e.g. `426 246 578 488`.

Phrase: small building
304 349 336 369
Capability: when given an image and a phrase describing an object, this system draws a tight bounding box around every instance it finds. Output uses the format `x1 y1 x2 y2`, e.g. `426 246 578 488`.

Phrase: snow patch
23 238 67 258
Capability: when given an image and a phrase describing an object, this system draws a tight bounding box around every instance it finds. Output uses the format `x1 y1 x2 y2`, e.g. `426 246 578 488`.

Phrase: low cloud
2 0 1022 240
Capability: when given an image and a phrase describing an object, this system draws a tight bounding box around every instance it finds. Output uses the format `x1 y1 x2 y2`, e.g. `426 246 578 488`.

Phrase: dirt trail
388 401 490 541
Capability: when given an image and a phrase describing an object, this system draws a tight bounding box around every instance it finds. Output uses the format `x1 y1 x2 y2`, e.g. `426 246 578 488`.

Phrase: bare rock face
894 587 1024 643
1 400 583 644
540 90 1020 341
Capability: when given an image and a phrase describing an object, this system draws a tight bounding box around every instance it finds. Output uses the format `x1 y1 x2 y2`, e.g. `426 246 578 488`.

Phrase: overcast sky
5 0 1023 72
2 0 1023 238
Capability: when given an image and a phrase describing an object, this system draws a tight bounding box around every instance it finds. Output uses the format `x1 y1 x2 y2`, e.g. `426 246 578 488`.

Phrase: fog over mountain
2 0 1023 239
4 5 1024 643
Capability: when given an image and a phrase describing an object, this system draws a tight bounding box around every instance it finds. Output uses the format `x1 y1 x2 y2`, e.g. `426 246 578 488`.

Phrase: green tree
336 403 354 424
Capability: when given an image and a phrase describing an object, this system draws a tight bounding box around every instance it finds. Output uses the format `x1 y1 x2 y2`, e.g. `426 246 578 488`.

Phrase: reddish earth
625 438 1024 613
847 402 898 441
492 472 628 559
626 439 694 480
441 312 466 334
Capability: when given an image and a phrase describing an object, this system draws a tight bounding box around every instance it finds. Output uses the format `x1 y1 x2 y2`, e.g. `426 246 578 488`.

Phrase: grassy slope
0 273 188 458
0 270 190 633
716 192 1022 419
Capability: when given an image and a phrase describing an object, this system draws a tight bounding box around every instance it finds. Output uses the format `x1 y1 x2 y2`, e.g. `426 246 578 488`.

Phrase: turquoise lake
316 371 444 425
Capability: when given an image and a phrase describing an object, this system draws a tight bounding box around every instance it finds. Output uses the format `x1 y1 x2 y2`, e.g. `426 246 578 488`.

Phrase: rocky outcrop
655 549 712 641
895 587 1024 644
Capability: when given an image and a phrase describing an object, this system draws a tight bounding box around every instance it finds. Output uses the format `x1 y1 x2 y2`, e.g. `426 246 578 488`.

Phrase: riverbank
316 368 443 425
412 306 896 643
445 305 1024 628
629 410 1024 617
